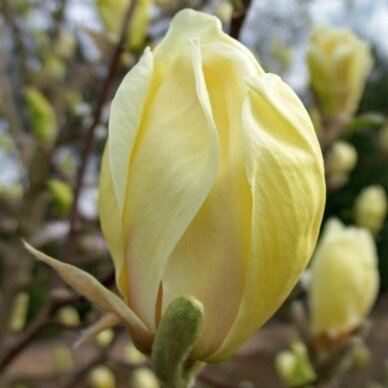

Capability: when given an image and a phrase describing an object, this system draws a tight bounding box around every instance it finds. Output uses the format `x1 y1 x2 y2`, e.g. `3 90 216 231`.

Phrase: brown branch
198 368 240 388
0 289 78 370
60 0 138 263
230 0 252 39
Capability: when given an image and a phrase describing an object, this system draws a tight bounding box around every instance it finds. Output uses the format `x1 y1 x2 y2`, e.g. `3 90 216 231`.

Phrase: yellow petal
162 37 261 359
210 74 325 361
99 146 128 300
108 48 153 217
24 242 153 352
154 9 262 75
120 38 219 330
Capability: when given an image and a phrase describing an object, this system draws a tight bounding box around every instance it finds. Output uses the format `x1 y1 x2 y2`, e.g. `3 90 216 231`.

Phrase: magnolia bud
325 141 358 187
10 292 29 331
307 26 373 120
95 328 115 347
57 306 80 327
124 344 147 364
275 351 296 381
309 219 379 343
354 185 387 234
88 365 116 388
129 368 159 388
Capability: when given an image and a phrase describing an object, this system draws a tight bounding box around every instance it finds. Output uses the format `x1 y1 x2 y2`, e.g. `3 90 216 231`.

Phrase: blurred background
0 0 387 387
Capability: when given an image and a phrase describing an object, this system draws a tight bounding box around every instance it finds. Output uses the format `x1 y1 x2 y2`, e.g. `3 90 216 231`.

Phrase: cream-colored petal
154 9 262 75
121 39 219 330
210 74 325 361
162 38 260 360
24 243 153 352
99 146 128 301
108 48 153 216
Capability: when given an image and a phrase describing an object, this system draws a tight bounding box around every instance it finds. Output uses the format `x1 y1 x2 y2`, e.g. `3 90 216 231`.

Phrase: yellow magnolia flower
309 219 379 341
354 185 387 235
307 26 373 119
27 9 325 363
100 9 324 361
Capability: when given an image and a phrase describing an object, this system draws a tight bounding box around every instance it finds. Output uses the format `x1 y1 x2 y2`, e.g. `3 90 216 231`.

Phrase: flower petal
99 146 128 300
210 74 325 361
120 38 219 330
154 9 261 75
162 38 259 360
108 47 153 217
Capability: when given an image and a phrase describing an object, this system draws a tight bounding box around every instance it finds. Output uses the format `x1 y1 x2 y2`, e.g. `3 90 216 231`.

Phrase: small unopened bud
354 185 387 234
325 141 357 187
88 365 116 388
10 292 29 331
351 343 371 370
215 3 233 26
275 351 296 381
124 344 147 364
129 368 159 388
57 306 80 327
47 179 74 216
95 329 115 348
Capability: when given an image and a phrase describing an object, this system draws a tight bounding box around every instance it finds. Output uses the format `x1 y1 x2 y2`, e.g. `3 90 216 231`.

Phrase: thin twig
0 290 77 370
60 0 138 263
230 0 252 39
61 333 119 388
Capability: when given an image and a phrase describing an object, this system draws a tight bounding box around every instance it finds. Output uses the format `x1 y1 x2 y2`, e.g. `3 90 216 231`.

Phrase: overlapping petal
210 74 325 361
118 38 219 331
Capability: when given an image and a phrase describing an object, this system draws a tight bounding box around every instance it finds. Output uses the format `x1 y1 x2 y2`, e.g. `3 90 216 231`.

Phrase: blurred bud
307 26 373 120
309 219 379 347
44 54 67 80
379 124 388 154
95 328 115 347
48 179 74 216
124 344 147 364
129 368 159 388
53 345 73 374
53 147 78 181
9 292 29 331
351 343 371 370
354 185 387 234
275 342 315 387
215 3 233 26
25 87 57 144
96 0 153 50
325 141 357 187
55 30 77 60
88 365 116 388
269 36 293 73
275 351 296 381
57 306 80 327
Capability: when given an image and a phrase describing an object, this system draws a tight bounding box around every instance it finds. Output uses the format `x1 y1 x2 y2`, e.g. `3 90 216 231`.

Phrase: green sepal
151 295 204 388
